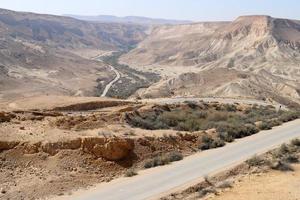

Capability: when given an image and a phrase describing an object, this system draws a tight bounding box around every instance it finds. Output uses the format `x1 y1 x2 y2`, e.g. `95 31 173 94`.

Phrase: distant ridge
64 14 193 25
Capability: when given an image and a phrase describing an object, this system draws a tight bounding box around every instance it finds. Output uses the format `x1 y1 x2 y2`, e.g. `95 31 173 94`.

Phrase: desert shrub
144 159 155 169
282 154 299 163
291 138 300 147
125 168 138 177
129 115 168 130
218 132 234 142
279 111 300 122
199 135 214 150
143 151 183 169
246 155 266 167
159 111 185 127
176 118 200 132
278 144 291 155
184 101 198 109
213 122 258 139
236 124 259 138
272 144 292 160
211 138 226 148
199 135 225 150
258 121 272 130
207 112 228 121
223 104 237 112
166 151 183 162
268 119 283 127
215 180 233 189
194 110 208 119
271 161 294 171
128 104 299 147
198 187 217 198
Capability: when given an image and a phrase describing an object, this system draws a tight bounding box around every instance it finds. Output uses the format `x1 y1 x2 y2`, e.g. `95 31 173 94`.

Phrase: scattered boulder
92 138 134 161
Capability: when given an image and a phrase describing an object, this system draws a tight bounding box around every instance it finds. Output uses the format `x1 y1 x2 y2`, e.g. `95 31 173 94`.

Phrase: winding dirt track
92 54 121 97
100 65 121 97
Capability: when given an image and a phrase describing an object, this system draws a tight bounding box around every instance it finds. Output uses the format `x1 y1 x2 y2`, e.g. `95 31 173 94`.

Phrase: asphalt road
57 119 300 200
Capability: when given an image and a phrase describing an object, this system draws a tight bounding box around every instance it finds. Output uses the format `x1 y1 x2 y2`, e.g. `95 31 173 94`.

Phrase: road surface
56 119 300 200
100 65 121 97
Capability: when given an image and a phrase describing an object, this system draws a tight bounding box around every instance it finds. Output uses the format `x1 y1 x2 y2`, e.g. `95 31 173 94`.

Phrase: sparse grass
144 151 183 169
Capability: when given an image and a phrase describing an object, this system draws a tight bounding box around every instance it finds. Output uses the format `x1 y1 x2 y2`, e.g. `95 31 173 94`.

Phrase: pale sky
0 0 299 21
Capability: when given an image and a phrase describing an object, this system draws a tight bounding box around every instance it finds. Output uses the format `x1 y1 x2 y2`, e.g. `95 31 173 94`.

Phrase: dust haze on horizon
0 0 300 21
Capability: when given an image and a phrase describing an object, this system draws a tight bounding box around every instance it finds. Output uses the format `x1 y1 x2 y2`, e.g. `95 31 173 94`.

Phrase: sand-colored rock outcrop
0 137 135 161
41 138 82 156
92 138 135 161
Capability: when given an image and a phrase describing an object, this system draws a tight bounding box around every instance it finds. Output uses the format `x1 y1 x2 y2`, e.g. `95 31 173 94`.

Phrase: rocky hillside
122 16 300 78
0 9 147 50
122 16 300 105
0 8 148 100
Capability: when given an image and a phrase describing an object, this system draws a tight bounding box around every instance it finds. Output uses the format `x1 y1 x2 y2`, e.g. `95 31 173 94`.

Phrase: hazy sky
0 0 299 21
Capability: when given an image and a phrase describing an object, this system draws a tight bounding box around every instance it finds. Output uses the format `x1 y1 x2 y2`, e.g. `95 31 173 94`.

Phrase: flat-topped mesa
235 15 272 22
221 15 273 38
223 15 300 44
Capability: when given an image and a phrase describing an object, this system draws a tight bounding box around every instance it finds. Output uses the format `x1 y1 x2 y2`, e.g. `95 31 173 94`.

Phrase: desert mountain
0 8 147 100
0 9 147 50
122 15 300 105
65 14 192 25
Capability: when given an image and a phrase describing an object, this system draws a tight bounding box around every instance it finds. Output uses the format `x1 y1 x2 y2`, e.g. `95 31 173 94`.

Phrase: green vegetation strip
127 102 300 152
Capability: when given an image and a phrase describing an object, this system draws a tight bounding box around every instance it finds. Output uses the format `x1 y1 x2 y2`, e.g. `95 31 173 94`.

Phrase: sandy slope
210 164 300 200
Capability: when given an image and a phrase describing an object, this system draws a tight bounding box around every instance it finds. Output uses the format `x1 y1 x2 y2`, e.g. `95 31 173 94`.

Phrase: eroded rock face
92 138 134 161
41 138 82 156
1 137 135 161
